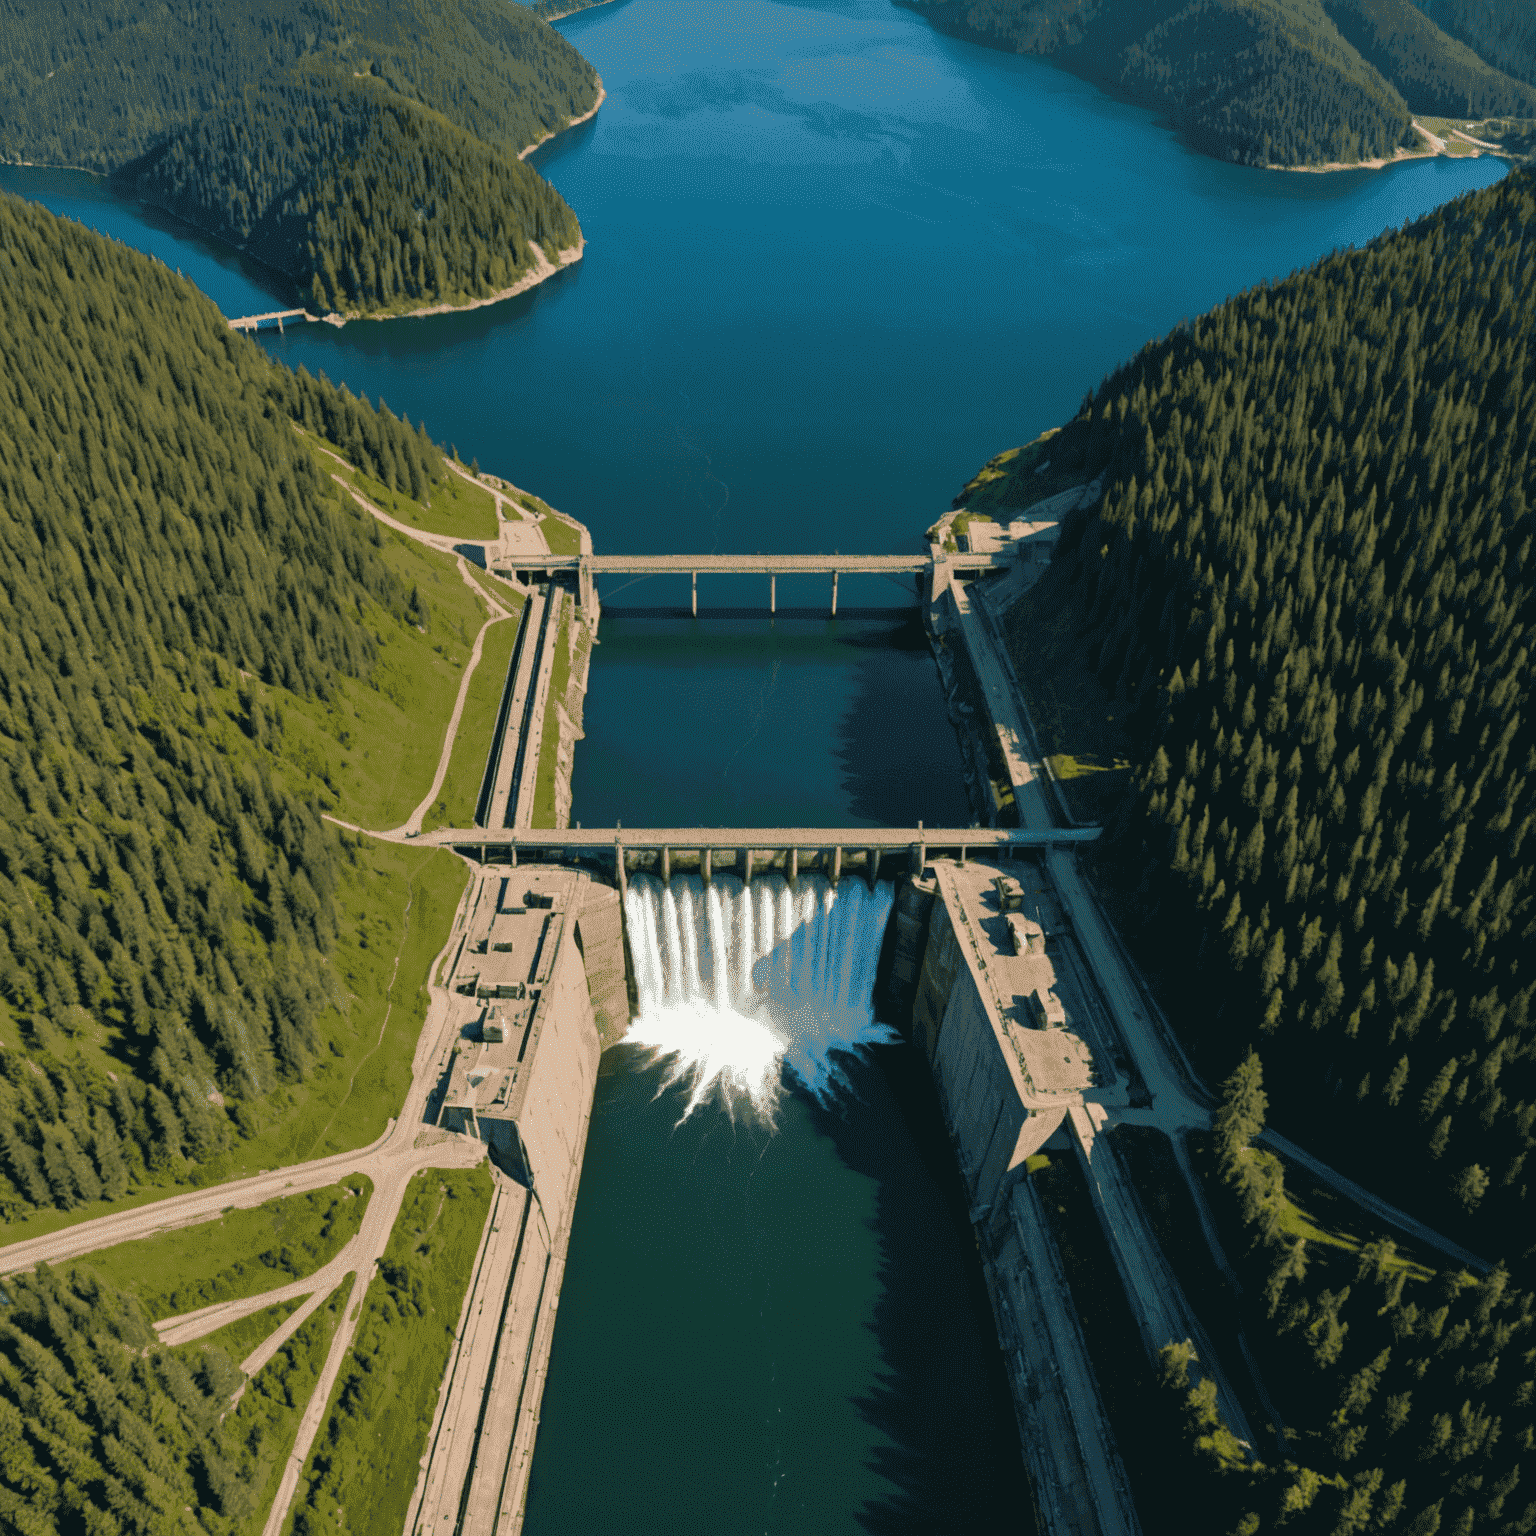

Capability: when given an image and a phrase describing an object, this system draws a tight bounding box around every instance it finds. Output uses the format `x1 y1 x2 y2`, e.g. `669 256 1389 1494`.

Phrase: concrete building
908 859 1097 1177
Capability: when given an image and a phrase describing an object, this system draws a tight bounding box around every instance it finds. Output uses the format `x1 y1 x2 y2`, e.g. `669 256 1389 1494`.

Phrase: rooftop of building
926 858 1097 1106
440 866 585 1128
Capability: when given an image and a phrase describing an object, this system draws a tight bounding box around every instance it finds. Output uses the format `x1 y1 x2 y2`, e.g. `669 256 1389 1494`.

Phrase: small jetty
227 309 313 333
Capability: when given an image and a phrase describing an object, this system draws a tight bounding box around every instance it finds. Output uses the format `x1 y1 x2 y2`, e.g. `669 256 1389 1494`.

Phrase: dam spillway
622 873 899 1122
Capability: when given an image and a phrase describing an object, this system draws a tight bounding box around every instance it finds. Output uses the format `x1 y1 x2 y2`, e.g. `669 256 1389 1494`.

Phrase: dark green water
572 615 972 828
0 2 1512 1527
523 1044 1024 1535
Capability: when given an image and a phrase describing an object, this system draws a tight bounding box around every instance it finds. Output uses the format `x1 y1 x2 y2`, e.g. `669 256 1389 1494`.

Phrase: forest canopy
897 0 1536 166
0 0 599 315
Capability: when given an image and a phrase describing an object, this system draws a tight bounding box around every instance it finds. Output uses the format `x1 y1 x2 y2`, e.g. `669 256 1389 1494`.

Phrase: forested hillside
997 167 1536 1249
0 193 461 1218
1151 1055 1536 1536
1413 0 1536 90
897 0 1536 165
0 0 599 315
961 163 1536 1536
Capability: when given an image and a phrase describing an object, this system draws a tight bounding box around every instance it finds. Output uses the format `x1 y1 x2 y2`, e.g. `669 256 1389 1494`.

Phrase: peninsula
0 0 602 320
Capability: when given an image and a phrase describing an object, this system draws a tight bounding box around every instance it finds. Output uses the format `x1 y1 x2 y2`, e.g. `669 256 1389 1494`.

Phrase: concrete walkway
510 590 563 829
483 586 552 830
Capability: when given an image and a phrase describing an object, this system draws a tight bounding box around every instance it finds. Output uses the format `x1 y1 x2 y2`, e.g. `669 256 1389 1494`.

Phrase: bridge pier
830 571 839 617
866 848 878 891
691 571 697 618
661 846 670 884
788 847 798 885
578 557 594 613
740 847 753 884
929 549 951 603
770 574 776 615
831 845 842 884
702 847 712 885
615 839 627 899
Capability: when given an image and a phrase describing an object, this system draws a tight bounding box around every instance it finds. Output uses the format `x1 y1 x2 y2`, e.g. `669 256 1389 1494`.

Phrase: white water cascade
622 873 900 1125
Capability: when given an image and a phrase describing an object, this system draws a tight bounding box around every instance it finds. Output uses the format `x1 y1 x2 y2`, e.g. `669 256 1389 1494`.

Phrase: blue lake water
4 0 1502 566
0 3 1510 1528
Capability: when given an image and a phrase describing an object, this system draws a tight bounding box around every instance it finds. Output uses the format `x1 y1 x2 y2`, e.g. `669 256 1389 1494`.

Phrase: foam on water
623 872 900 1125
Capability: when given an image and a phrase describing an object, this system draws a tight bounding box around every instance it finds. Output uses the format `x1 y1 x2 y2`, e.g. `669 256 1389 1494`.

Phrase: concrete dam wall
892 860 1142 1536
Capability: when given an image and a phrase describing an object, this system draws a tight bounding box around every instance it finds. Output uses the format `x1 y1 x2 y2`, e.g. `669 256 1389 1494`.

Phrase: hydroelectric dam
413 526 1204 1536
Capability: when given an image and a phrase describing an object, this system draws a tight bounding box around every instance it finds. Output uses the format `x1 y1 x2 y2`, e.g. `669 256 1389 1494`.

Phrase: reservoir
0 0 1509 1529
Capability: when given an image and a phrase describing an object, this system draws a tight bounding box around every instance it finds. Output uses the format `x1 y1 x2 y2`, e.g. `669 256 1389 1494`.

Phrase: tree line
897 0 1536 167
0 0 598 317
0 193 453 1219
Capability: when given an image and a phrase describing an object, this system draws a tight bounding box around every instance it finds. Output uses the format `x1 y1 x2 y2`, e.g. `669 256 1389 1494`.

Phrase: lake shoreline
536 0 623 24
322 80 607 326
1266 120 1507 174
4 82 607 333
337 237 586 325
519 80 607 160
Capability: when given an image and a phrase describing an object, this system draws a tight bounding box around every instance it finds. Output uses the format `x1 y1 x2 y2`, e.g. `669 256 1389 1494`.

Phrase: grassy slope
950 427 1096 516
421 605 524 832
253 527 493 830
285 1165 495 1536
1185 1131 1436 1276
1 840 468 1245
538 512 583 557
65 1177 372 1318
304 435 500 541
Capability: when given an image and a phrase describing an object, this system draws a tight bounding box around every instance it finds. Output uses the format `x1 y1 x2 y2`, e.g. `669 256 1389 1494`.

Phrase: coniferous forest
898 0 1536 167
0 0 598 315
967 166 1536 1534
0 193 457 1218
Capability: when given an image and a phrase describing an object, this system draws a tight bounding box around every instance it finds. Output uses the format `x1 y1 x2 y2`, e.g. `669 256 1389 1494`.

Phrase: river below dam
0 0 1512 1529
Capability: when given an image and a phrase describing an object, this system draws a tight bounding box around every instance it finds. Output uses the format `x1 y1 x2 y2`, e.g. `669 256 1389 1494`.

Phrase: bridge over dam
415 823 1101 891
491 550 1011 614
